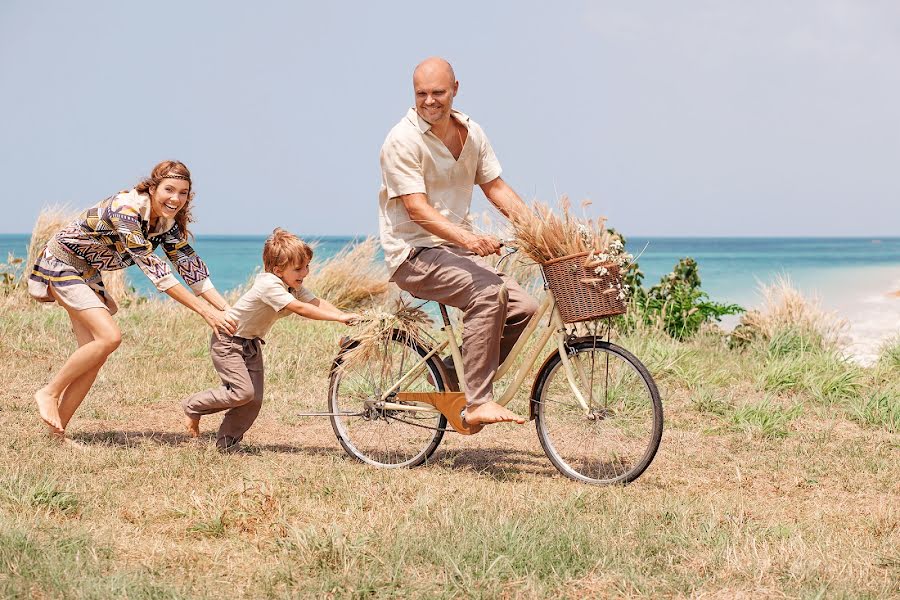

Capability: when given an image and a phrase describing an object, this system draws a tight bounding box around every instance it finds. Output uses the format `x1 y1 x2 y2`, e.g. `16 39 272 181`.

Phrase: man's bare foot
464 401 526 426
35 388 63 433
184 416 200 438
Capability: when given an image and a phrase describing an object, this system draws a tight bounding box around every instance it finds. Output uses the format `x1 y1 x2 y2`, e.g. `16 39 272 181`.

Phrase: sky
1 0 898 237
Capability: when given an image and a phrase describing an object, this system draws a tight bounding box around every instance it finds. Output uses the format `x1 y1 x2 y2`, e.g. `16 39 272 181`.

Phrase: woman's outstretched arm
166 284 237 335
199 287 231 311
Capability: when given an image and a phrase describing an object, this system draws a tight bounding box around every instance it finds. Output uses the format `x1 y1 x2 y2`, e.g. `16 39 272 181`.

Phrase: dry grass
733 276 847 349
306 237 392 311
23 205 75 273
335 299 434 369
508 196 619 263
1 287 897 598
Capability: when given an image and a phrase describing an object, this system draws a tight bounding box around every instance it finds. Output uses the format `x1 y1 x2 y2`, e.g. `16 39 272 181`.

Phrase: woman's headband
161 173 191 182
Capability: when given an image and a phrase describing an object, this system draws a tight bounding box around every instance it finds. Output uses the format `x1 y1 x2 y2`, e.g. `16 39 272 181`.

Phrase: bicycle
326 248 663 485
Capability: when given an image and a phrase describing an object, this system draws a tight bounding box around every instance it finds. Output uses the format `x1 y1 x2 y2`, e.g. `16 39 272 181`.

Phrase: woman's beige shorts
28 248 118 315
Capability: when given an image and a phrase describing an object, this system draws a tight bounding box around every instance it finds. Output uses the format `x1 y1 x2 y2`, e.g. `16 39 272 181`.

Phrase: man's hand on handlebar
462 232 503 256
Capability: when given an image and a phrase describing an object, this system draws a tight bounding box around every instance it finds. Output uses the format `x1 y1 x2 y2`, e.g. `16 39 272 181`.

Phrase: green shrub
627 258 743 340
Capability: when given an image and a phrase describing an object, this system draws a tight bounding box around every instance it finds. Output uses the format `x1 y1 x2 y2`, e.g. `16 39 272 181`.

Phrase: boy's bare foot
184 416 200 438
35 388 63 433
464 401 526 426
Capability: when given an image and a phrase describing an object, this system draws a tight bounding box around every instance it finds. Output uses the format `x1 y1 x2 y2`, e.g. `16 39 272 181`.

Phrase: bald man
378 57 538 427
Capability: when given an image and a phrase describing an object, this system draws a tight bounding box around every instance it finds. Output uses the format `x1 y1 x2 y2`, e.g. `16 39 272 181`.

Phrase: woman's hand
204 308 238 336
164 284 237 335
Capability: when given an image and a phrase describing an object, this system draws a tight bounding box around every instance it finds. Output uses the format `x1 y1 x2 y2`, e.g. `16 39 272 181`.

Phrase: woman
28 160 237 437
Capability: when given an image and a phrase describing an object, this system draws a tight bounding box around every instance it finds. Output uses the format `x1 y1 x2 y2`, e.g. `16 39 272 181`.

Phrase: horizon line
3 232 900 240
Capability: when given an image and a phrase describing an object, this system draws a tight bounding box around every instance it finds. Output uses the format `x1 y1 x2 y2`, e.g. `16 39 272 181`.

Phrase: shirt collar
258 271 293 292
136 191 174 237
405 107 471 134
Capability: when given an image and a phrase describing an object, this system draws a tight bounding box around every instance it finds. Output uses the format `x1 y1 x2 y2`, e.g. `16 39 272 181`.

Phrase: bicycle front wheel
328 330 448 468
533 338 662 485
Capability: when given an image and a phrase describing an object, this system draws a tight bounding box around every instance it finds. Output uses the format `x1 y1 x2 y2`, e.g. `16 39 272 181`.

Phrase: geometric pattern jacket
47 189 214 294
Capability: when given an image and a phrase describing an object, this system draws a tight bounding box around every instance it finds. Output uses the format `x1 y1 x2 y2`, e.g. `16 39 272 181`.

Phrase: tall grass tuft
845 390 900 432
731 276 846 351
24 205 75 277
877 336 900 370
306 237 391 311
728 398 803 439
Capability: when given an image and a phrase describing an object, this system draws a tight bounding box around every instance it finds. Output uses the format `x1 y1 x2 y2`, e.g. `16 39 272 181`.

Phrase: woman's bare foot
184 415 200 438
35 388 63 433
464 401 526 426
45 429 87 449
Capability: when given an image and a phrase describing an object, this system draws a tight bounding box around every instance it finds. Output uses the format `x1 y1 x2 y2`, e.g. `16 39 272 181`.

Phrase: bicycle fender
528 337 601 420
529 347 567 421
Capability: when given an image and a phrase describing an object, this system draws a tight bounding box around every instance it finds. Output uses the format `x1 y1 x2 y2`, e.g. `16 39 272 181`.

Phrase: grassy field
1 288 898 599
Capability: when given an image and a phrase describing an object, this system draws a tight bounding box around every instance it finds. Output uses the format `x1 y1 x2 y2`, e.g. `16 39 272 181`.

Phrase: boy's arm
310 297 340 313
284 299 358 324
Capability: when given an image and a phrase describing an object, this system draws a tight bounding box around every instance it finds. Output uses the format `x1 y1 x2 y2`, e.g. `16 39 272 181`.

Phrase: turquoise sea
4 234 900 363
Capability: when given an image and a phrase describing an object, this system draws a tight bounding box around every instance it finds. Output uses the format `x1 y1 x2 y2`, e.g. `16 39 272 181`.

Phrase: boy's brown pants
182 334 264 444
391 245 539 407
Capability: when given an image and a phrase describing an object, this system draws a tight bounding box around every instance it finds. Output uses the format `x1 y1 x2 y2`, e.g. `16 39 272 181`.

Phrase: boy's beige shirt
227 272 315 340
378 108 502 274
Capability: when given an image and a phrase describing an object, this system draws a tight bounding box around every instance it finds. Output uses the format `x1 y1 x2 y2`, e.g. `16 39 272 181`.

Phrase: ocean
4 234 899 363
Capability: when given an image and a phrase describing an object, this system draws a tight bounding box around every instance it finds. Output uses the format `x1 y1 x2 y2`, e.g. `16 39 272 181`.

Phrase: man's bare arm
399 193 501 256
479 177 528 220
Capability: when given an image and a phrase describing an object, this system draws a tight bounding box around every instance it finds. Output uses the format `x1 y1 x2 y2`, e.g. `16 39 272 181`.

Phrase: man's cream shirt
378 108 502 274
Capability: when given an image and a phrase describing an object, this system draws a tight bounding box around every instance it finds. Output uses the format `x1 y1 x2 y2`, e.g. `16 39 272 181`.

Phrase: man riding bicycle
378 56 538 427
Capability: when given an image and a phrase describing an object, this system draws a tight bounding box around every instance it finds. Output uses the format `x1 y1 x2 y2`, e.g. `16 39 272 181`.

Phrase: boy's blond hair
263 228 314 273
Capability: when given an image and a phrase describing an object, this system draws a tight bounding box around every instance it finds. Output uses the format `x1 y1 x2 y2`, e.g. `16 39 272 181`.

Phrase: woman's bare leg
56 316 105 431
35 296 120 432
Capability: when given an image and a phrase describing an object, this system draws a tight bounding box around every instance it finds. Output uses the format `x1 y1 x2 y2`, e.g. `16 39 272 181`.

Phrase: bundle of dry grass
508 196 619 264
470 210 543 295
336 298 433 370
306 237 392 311
732 276 847 348
24 206 127 303
487 252 545 296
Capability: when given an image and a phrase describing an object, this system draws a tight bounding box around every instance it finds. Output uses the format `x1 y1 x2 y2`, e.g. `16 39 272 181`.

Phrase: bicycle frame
379 291 595 421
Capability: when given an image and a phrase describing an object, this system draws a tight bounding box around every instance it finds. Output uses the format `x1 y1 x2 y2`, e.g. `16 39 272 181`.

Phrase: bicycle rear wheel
533 338 662 485
329 330 447 468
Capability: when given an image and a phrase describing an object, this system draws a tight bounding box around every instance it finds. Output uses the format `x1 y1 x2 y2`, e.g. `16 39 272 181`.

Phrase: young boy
182 228 360 452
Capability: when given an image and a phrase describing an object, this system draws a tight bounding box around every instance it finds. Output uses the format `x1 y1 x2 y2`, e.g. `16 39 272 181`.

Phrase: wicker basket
541 251 626 323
